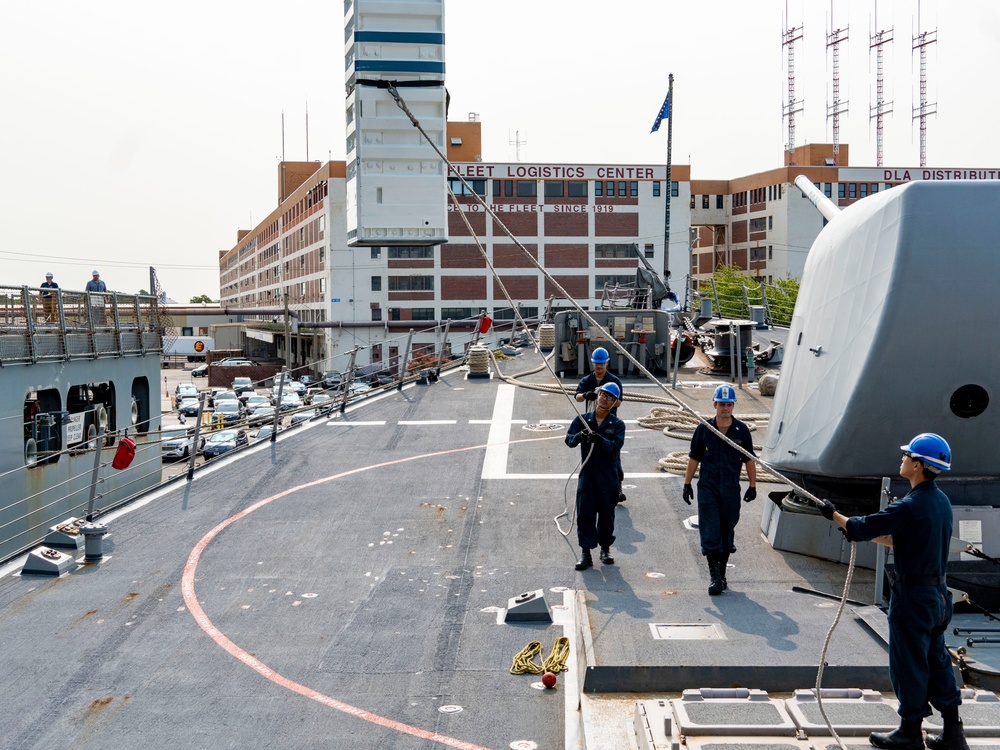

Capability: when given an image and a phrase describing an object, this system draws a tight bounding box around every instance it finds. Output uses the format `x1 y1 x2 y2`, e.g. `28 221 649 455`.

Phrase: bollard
80 522 109 562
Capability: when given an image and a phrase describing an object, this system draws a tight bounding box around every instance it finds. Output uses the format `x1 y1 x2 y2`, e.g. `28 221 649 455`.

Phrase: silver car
161 428 205 461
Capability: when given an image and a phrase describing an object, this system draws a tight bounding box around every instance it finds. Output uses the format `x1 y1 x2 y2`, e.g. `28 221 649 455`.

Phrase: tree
190 294 214 304
706 265 799 326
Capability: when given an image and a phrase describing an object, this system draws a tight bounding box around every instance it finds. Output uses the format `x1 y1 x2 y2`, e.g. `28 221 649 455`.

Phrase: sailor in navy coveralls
565 382 626 571
575 346 626 502
817 433 967 750
683 384 757 595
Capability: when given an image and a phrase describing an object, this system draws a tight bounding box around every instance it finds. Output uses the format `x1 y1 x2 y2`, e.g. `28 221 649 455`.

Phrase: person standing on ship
575 347 626 503
565 383 626 571
816 433 967 750
682 384 757 596
39 272 59 322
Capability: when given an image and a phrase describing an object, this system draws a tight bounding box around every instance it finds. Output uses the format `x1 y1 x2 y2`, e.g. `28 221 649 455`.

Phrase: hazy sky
2 0 996 303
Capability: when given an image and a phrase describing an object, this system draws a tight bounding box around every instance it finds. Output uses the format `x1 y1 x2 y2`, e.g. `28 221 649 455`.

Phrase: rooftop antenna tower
826 2 849 166
912 0 937 167
869 1 894 167
782 2 804 166
305 100 310 161
509 130 526 162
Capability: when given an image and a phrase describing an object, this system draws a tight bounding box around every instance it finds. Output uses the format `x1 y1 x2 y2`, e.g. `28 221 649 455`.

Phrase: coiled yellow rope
509 637 570 675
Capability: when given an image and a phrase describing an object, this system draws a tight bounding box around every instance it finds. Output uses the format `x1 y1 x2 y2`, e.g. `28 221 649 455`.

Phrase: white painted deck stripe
481 384 516 479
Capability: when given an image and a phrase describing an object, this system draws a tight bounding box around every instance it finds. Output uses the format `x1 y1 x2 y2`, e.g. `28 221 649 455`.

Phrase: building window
838 183 846 199
319 246 325 263
388 276 434 291
440 307 475 321
671 182 679 197
749 218 767 233
516 180 537 197
389 308 401 321
848 183 857 199
690 195 696 209
871 183 879 194
702 195 709 209
320 278 326 293
652 181 661 197
410 308 435 320
768 215 773 230
371 308 382 321
769 246 773 260
617 181 626 197
448 178 486 196
644 244 654 258
594 181 603 197
567 180 588 197
629 181 638 197
860 183 869 198
388 246 434 259
371 247 381 259
371 344 382 362
716 195 724 209
493 306 538 320
751 247 766 261
182 327 193 336
595 274 635 292
371 276 381 291
300 256 305 268
824 183 833 198
543 181 564 197
606 180 614 196
595 243 639 259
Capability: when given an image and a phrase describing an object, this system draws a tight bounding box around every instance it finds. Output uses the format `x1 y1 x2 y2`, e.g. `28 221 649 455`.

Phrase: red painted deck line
182 436 561 750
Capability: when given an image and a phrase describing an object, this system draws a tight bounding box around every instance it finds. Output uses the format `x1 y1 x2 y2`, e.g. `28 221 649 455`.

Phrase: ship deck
1 345 999 750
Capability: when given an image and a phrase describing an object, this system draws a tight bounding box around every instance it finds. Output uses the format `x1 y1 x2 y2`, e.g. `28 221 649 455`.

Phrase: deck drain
438 704 463 714
522 423 564 432
650 623 726 640
510 742 538 750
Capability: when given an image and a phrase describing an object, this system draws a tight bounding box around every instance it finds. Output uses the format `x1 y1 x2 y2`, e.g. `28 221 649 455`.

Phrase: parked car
299 374 318 387
178 397 202 417
191 364 209 378
288 380 306 396
215 359 258 367
161 428 205 461
278 393 302 412
321 371 343 390
248 406 277 426
213 390 240 406
251 425 279 442
210 400 243 425
245 395 270 411
289 408 318 426
174 383 199 409
302 387 324 405
310 393 334 415
202 429 249 458
349 381 373 396
231 377 255 399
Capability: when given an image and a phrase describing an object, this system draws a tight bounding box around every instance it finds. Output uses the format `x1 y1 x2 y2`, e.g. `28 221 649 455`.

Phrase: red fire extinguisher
112 437 136 470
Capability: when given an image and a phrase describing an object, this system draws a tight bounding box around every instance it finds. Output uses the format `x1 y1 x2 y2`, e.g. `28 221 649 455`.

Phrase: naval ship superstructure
0 284 163 561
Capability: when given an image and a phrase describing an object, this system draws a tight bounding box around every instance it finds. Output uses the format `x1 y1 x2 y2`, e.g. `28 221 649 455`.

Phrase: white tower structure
782 6 804 166
826 5 849 166
912 3 937 168
869 6 894 168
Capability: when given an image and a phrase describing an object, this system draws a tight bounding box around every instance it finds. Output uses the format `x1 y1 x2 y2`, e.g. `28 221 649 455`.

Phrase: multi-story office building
219 122 993 374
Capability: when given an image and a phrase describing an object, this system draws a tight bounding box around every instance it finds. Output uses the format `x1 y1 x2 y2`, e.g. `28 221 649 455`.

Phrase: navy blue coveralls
844 479 962 721
575 372 624 484
688 417 755 556
566 411 626 551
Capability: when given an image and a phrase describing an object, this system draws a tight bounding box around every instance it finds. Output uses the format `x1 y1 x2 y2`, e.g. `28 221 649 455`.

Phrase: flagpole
663 74 674 300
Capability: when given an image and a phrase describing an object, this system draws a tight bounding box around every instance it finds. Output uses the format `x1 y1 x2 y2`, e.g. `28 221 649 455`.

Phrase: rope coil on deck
509 637 570 675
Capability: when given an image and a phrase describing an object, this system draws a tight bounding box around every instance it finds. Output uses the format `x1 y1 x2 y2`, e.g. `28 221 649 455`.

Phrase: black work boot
719 553 730 590
926 717 969 750
599 547 614 565
869 719 925 750
575 549 593 571
707 555 724 596
618 490 627 504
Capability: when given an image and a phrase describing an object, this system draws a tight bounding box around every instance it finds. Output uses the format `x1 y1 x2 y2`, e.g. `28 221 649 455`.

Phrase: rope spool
467 345 491 375
538 323 556 350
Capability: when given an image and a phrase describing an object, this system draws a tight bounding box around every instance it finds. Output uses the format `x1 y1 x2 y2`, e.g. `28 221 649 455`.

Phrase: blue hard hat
900 433 952 471
713 384 737 403
591 347 610 364
598 382 621 400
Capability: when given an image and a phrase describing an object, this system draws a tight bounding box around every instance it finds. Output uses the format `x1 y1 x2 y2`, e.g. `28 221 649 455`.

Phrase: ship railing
599 283 653 310
704 279 797 328
0 285 164 365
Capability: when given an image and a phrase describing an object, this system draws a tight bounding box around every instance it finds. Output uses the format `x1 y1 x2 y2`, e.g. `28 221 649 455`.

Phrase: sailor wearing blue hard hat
682 384 757 595
574 347 626 501
816 434 966 750
565 382 626 570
